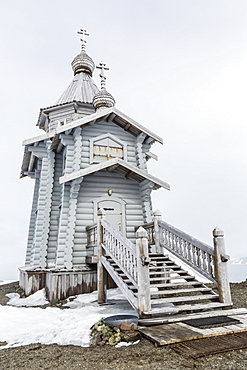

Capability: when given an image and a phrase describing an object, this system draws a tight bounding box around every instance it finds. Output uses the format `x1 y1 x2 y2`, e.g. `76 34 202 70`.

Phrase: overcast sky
0 0 247 279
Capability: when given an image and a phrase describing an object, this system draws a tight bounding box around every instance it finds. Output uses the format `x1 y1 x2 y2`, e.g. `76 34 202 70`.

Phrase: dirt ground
0 281 246 370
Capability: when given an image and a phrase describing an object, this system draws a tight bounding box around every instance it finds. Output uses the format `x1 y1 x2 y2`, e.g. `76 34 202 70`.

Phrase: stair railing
96 209 151 316
139 210 232 305
158 221 216 283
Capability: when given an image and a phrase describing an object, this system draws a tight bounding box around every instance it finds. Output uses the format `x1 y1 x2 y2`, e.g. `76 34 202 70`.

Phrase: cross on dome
96 61 109 89
77 28 89 51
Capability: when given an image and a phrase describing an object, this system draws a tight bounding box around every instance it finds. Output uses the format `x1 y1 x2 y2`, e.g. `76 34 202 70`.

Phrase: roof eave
59 158 170 191
23 106 163 147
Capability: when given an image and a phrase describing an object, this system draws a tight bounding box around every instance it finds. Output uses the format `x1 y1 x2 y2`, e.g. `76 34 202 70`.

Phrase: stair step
151 294 219 305
150 287 212 296
143 302 231 316
150 256 171 261
151 281 203 288
150 275 195 282
149 254 168 257
149 269 186 276
138 308 246 326
149 265 181 270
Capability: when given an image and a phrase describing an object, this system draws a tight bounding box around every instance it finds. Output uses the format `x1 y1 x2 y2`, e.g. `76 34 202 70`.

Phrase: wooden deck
139 310 247 346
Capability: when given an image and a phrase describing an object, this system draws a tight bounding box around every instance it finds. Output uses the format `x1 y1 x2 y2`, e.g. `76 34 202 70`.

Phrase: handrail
134 222 155 245
101 219 138 287
86 223 97 247
158 219 216 282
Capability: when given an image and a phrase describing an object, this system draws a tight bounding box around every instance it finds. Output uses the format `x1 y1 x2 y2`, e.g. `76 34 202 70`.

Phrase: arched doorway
93 197 126 236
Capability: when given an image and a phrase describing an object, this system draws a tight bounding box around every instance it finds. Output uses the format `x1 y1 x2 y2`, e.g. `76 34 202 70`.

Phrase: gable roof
59 158 170 191
23 107 163 147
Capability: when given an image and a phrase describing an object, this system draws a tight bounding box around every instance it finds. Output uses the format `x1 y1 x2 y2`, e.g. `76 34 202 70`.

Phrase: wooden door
98 199 124 234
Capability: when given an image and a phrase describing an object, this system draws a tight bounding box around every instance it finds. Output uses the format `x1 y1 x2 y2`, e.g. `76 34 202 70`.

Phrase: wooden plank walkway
138 307 247 326
172 332 247 359
139 312 247 346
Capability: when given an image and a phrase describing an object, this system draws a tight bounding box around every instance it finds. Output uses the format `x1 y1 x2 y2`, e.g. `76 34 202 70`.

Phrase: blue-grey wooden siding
73 170 144 265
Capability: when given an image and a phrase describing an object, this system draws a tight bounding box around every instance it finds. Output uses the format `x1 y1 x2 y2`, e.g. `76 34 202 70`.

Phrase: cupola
93 61 115 111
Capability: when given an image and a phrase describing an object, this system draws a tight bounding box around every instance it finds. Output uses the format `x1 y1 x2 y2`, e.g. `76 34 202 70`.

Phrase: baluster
183 239 186 258
207 254 213 278
188 243 192 262
179 237 182 256
175 235 179 253
192 245 196 266
202 251 207 272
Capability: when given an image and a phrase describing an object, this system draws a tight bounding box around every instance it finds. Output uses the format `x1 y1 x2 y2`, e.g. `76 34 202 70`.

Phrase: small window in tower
90 134 127 163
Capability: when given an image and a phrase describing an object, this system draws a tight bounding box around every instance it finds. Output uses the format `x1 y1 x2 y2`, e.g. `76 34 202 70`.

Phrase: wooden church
20 30 232 320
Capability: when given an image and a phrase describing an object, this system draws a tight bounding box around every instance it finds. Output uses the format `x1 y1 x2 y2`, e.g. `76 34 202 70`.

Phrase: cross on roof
77 28 89 51
96 61 109 89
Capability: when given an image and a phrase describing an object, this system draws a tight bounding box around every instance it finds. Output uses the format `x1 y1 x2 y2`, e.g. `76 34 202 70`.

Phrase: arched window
90 133 127 163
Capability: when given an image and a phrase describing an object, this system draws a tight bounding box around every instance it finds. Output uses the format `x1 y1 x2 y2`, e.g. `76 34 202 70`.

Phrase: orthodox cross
96 61 109 89
77 28 89 51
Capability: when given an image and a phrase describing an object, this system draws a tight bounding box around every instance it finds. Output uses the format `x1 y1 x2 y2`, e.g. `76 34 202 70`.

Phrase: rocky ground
0 281 246 370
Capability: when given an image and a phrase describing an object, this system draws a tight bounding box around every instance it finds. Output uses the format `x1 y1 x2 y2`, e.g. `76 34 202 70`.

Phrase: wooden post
97 208 107 304
136 227 151 317
213 227 232 305
153 209 162 254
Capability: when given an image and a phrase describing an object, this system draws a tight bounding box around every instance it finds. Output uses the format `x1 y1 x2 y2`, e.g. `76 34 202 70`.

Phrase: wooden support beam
107 164 119 172
97 209 107 304
124 122 131 131
88 119 96 126
213 227 232 305
106 113 116 122
136 227 151 317
125 170 134 179
153 209 162 254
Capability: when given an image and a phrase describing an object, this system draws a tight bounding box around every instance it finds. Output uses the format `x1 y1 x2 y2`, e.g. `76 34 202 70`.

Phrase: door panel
98 199 123 233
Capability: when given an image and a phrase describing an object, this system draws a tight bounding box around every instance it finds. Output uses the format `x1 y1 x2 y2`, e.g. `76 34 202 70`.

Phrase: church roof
56 72 99 105
23 106 163 147
59 158 170 191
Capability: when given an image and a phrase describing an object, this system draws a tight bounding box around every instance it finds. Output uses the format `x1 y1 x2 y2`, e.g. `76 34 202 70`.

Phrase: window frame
89 133 127 164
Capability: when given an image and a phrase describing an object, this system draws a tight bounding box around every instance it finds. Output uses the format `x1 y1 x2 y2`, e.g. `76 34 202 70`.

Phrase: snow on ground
0 280 17 286
6 289 49 307
0 288 136 349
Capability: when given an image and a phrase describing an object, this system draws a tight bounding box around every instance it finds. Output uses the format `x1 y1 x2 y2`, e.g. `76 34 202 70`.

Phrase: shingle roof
56 72 99 105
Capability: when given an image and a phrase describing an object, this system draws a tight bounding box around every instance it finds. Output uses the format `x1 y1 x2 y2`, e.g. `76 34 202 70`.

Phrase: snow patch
115 340 140 348
6 289 49 307
0 288 135 349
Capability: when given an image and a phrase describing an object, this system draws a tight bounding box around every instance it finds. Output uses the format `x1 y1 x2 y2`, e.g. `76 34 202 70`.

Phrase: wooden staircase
143 253 228 316
88 209 232 319
103 251 229 318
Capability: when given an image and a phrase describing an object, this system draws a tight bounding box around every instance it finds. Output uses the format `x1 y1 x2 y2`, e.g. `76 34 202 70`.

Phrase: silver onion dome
71 51 95 76
71 28 95 76
93 88 115 111
93 61 115 111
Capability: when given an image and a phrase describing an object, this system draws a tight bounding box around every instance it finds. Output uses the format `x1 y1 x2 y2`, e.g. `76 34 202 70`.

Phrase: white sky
0 0 247 279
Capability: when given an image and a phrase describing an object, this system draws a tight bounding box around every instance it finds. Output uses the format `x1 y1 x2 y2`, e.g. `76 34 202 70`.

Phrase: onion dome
71 28 95 76
93 61 115 111
93 88 115 110
71 51 95 76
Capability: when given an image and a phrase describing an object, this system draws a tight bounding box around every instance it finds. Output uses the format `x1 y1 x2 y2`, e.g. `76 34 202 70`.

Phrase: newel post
97 208 107 304
153 209 162 254
136 227 151 317
213 227 232 305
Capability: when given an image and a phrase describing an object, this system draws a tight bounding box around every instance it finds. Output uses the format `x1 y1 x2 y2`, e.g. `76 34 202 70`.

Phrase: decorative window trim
89 133 127 164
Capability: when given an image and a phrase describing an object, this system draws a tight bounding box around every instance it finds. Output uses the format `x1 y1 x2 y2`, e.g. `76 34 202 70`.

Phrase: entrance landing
138 308 247 346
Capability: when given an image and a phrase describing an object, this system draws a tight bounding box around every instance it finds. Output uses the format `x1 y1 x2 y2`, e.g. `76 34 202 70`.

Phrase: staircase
103 251 229 318
88 209 232 319
143 253 228 316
